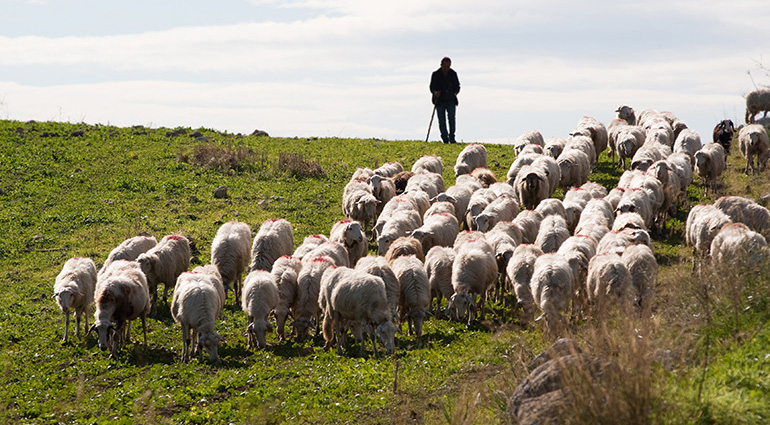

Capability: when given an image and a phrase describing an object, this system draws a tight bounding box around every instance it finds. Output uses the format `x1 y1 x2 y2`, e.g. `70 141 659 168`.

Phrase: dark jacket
430 68 460 105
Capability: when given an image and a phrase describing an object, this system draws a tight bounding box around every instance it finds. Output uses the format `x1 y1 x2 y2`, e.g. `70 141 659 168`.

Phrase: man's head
441 57 451 73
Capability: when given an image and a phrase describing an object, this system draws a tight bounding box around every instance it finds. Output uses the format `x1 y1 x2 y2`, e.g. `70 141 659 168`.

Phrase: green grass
1 120 769 424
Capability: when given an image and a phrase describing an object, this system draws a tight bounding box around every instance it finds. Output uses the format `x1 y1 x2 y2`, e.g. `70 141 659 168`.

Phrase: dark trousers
436 102 456 143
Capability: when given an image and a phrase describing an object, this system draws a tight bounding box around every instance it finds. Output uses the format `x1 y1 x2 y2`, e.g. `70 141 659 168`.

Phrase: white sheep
513 209 543 244
596 228 653 256
514 130 546 155
530 253 573 335
377 209 422 256
557 149 592 189
586 253 633 314
171 268 225 362
343 189 379 233
454 143 488 176
404 172 445 199
54 257 97 342
614 126 645 169
292 234 329 260
210 221 251 304
519 144 544 156
293 255 335 341
374 162 404 178
99 235 157 276
249 219 294 273
374 195 421 238
713 196 770 240
433 185 473 226
424 246 455 318
402 189 431 218
710 222 769 273
384 236 425 265
506 152 541 185
304 241 350 267
506 244 543 324
474 195 519 233
557 235 596 316
673 128 703 161
391 255 431 337
647 159 682 224
465 188 496 229
241 270 279 349
449 236 497 324
91 260 150 358
579 198 615 230
534 198 567 221
694 143 726 195
535 215 570 254
615 188 654 229
356 255 400 321
424 200 456 219
270 256 302 341
544 137 567 159
485 221 524 301
531 155 561 195
369 174 396 217
604 187 625 211
738 124 770 174
612 212 647 232
621 244 657 315
411 212 460 254
514 164 550 210
411 155 443 175
329 219 368 268
137 234 191 316
572 116 608 162
631 141 671 172
745 88 770 123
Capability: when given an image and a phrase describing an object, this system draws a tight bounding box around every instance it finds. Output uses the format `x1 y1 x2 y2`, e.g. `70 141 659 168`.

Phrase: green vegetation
0 120 768 424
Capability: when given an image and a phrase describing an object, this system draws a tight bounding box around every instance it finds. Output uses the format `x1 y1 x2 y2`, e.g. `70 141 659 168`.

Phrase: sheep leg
75 311 82 340
371 331 380 360
63 312 70 343
181 326 190 362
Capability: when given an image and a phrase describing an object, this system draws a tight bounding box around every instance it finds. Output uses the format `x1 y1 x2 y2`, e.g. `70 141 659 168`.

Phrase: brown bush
176 143 264 172
275 152 325 179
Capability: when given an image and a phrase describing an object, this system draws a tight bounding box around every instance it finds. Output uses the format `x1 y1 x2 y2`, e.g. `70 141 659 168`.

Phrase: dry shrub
275 152 325 179
176 143 265 172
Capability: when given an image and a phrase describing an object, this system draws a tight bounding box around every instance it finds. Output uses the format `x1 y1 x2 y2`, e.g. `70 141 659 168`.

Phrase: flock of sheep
52 103 770 361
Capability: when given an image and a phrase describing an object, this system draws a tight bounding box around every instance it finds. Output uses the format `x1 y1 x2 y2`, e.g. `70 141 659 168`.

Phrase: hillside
0 120 768 424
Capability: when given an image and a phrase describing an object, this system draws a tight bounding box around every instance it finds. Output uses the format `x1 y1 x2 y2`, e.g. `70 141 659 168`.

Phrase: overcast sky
0 0 768 143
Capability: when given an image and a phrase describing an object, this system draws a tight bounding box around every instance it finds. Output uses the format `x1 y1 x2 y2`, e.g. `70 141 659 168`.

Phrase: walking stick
425 104 437 143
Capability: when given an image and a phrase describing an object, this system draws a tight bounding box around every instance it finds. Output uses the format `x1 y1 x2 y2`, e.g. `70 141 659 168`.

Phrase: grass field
0 120 769 424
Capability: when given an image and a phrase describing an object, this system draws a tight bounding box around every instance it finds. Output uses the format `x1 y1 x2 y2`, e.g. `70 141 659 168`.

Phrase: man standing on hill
430 57 461 144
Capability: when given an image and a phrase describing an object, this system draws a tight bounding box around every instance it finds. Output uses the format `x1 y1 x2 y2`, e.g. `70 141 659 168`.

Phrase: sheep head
376 321 398 354
197 332 221 361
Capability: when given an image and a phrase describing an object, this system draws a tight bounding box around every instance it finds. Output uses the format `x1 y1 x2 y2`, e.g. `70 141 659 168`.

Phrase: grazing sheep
411 155 443 175
465 188 496 229
557 235 596 316
404 172 445 199
534 198 567 221
99 235 157 276
384 236 425 265
544 137 567 159
249 219 294 272
530 253 573 335
210 221 251 304
293 256 334 341
621 244 657 315
615 188 654 229
506 152 541 186
369 174 396 217
323 267 398 357
392 171 415 194
377 210 422 256
270 256 302 341
137 235 191 316
674 128 703 161
455 144 488 176
612 212 647 232
531 155 561 195
374 194 422 238
614 126 646 169
513 209 544 244
374 162 404 178
713 196 770 240
557 149 592 189
738 124 770 174
710 223 768 273
564 135 597 167
631 141 671 172
515 164 550 210
475 196 519 233
514 130 546 155
356 255 400 321
293 234 329 260
171 269 225 362
685 205 732 267
304 241 350 267
54 257 97 342
486 221 524 300
507 244 543 324
694 143 726 195
411 212 460 254
91 260 150 358
573 116 608 161
343 188 379 233
586 253 633 313
712 119 736 155
596 228 653 256
434 184 473 226
241 270 279 349
745 88 770 124
330 219 368 268
534 215 570 254
424 246 455 317
449 237 497 324
391 255 431 337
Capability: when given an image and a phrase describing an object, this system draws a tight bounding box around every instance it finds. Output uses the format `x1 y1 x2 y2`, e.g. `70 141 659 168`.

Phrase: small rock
251 129 269 137
189 195 199 203
190 131 203 138
213 186 228 199
70 130 85 137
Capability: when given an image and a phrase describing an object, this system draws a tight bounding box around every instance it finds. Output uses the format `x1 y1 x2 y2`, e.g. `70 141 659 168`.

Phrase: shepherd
430 57 461 144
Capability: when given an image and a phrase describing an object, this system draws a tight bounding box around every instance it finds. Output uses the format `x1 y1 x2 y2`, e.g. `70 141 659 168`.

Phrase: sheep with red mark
210 221 251 304
241 270 279 349
249 219 294 273
54 257 97 342
137 234 191 316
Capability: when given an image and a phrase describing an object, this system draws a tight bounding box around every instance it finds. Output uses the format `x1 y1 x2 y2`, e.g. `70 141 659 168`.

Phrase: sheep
534 198 566 221
377 209 422 256
531 155 561 195
434 184 473 226
514 130 546 155
171 269 225 362
604 187 625 211
621 244 657 315
384 236 426 264
612 212 647 232
738 124 770 174
474 195 519 233
615 126 645 169
210 221 251 304
456 173 484 192
293 256 334 341
544 137 567 159
404 172 445 198
586 253 633 313
519 144 544 156
673 128 703 161
391 255 430 337
557 235 596 315
745 88 770 124
668 152 694 202
661 111 688 141
563 201 584 233
91 260 150 358
411 155 443 175
304 241 350 267
557 149 592 189
356 255 400 321
506 244 543 324
454 143 488 176
615 188 654 229
572 116 608 161
424 246 455 317
249 219 294 272
322 267 398 357
99 235 157 276
270 256 302 341
574 216 610 244
374 194 422 238
241 270 279 349
713 196 770 240
710 223 768 273
579 198 615 232
330 219 368 268
563 187 593 209
453 230 486 248
530 253 573 335
534 215 570 254
449 237 497 324
631 141 671 172
343 188 379 233
411 212 460 254
392 171 415 194
424 200 456 219
694 143 726 195
471 167 498 187
506 152 541 185
136 235 191 316
564 135 597 166
615 105 636 125
402 189 431 218
465 188 496 229
374 162 404 178
292 234 329 260
350 167 374 182
647 159 682 223
712 119 736 155
369 174 396 217
685 204 733 269
54 257 97 342
485 221 524 300
514 164 550 210
513 209 544 244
